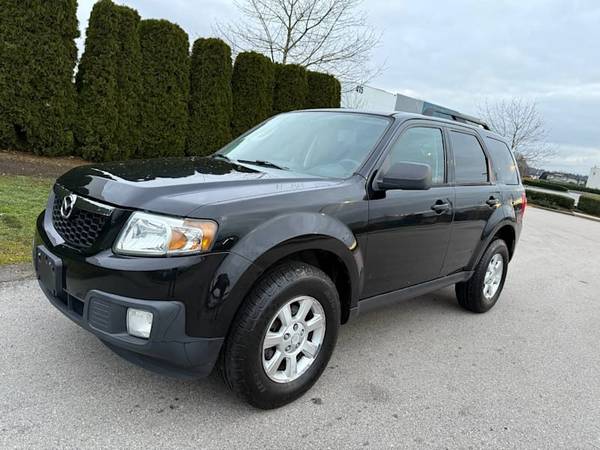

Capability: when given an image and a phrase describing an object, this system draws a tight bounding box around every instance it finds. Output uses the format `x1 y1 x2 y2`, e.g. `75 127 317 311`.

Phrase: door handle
486 197 501 208
431 201 450 213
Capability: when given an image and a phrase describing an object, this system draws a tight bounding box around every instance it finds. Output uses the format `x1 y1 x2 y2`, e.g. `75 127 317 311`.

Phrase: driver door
363 123 454 298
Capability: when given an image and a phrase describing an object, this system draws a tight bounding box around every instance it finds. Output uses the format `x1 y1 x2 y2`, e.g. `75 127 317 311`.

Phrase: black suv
34 109 526 409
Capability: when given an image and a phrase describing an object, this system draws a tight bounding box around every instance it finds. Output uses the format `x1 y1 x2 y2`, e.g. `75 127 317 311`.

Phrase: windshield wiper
236 159 288 170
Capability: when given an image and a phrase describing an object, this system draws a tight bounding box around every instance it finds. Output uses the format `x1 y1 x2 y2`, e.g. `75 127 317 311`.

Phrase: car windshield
216 111 392 178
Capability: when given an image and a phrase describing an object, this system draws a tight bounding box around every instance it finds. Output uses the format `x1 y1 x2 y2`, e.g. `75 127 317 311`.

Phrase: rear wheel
223 261 340 409
456 239 509 313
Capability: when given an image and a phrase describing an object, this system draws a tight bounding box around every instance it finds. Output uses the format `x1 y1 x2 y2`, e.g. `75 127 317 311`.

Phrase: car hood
56 157 340 217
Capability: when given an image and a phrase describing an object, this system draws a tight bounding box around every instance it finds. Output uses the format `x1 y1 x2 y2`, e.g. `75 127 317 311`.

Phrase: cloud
543 144 600 175
369 0 600 175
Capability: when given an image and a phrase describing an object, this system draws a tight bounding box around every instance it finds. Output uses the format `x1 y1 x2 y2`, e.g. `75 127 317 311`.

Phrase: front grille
52 194 109 249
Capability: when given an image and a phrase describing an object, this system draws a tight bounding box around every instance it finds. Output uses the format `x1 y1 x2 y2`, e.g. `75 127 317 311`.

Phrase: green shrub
0 0 78 155
187 38 232 156
75 0 141 162
273 64 308 114
527 178 600 195
577 194 600 217
138 19 190 158
555 182 600 195
525 189 575 210
231 52 275 137
305 71 341 109
523 178 569 192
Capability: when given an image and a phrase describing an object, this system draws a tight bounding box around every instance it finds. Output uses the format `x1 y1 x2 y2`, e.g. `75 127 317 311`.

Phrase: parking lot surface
1 207 599 449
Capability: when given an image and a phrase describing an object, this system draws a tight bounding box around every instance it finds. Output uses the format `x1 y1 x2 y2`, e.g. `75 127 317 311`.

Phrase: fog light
126 308 153 339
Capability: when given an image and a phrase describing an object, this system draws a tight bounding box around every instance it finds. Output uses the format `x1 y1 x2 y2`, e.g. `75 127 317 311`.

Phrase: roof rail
422 105 490 130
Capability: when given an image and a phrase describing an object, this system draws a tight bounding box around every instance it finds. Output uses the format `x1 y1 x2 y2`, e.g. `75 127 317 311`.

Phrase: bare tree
215 0 381 87
478 97 555 167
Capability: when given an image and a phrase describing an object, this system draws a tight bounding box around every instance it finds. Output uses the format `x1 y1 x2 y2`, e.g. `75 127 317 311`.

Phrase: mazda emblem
60 194 77 219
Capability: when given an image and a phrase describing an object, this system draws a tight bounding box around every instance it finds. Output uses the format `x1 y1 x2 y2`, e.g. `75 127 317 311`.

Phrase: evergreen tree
75 0 141 161
231 51 274 136
114 5 142 160
187 38 232 156
272 64 308 114
332 76 342 108
306 71 341 109
138 19 190 158
0 0 79 155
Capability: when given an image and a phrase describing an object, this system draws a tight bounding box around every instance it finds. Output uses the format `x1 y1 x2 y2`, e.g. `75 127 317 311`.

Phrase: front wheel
223 261 340 409
456 239 510 313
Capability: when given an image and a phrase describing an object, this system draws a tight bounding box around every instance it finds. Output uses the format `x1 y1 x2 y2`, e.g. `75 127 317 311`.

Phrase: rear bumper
36 269 223 378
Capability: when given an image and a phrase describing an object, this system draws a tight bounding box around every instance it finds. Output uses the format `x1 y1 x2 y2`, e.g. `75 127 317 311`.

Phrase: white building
342 85 397 111
342 84 426 113
587 166 600 189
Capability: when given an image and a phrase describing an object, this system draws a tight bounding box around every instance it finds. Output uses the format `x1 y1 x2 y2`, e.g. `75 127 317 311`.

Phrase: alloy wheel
483 253 504 300
262 296 326 383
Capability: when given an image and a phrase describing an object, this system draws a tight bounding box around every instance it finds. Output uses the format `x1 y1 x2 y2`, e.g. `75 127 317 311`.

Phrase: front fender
203 212 363 337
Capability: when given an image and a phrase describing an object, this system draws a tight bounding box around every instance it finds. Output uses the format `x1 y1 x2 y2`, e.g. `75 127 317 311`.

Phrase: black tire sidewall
226 264 340 408
474 240 510 311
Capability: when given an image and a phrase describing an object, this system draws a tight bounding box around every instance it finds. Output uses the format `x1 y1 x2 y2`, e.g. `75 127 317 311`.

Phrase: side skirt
355 271 473 315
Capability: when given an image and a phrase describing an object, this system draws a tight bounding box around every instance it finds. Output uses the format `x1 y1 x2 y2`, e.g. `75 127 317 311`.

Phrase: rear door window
450 131 489 184
485 138 519 185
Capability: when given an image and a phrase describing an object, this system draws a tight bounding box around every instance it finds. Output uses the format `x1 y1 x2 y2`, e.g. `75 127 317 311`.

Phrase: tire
222 261 340 409
456 239 510 313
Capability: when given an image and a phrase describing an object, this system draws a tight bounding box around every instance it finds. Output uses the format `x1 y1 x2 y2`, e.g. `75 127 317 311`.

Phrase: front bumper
35 244 223 378
32 198 253 378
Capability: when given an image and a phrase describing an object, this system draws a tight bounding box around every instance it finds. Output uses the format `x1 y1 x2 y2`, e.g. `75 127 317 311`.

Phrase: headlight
114 212 217 256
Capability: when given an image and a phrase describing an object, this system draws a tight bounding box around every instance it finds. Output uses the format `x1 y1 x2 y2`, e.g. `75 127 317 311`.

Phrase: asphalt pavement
1 206 599 449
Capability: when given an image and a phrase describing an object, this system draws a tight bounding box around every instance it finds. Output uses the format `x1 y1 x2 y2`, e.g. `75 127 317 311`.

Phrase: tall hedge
0 0 78 155
138 20 190 158
75 0 141 161
272 64 308 114
231 52 274 137
187 38 232 156
305 71 342 109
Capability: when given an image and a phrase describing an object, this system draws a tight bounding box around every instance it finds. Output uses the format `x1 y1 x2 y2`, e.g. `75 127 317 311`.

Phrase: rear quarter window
485 138 519 185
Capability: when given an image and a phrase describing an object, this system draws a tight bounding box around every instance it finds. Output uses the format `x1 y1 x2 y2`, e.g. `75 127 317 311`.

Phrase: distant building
342 84 444 114
342 85 397 111
343 85 485 126
540 171 587 186
588 166 600 189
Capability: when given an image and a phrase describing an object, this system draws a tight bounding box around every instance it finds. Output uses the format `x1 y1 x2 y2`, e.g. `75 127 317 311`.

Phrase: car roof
300 108 508 143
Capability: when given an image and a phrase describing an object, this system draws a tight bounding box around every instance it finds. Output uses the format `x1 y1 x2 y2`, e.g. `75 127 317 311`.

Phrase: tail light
519 192 527 221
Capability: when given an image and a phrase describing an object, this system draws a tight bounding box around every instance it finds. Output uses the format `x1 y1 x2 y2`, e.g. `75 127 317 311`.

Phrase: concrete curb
0 263 35 284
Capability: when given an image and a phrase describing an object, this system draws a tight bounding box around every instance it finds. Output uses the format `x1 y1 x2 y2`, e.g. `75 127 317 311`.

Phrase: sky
76 0 600 175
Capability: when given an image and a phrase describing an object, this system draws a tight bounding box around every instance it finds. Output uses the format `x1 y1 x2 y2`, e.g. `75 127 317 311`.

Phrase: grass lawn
0 175 54 265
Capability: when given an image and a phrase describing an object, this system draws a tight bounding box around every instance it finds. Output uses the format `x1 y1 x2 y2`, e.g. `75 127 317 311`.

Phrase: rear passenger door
442 128 500 274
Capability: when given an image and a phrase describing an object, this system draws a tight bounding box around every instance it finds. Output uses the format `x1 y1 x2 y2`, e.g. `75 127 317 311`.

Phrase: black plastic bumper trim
38 280 223 378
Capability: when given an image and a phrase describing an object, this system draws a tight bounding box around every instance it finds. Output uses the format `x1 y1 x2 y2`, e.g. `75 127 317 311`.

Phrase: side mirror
376 162 432 191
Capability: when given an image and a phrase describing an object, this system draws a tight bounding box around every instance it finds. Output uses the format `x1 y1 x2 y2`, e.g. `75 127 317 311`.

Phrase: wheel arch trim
469 219 517 270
